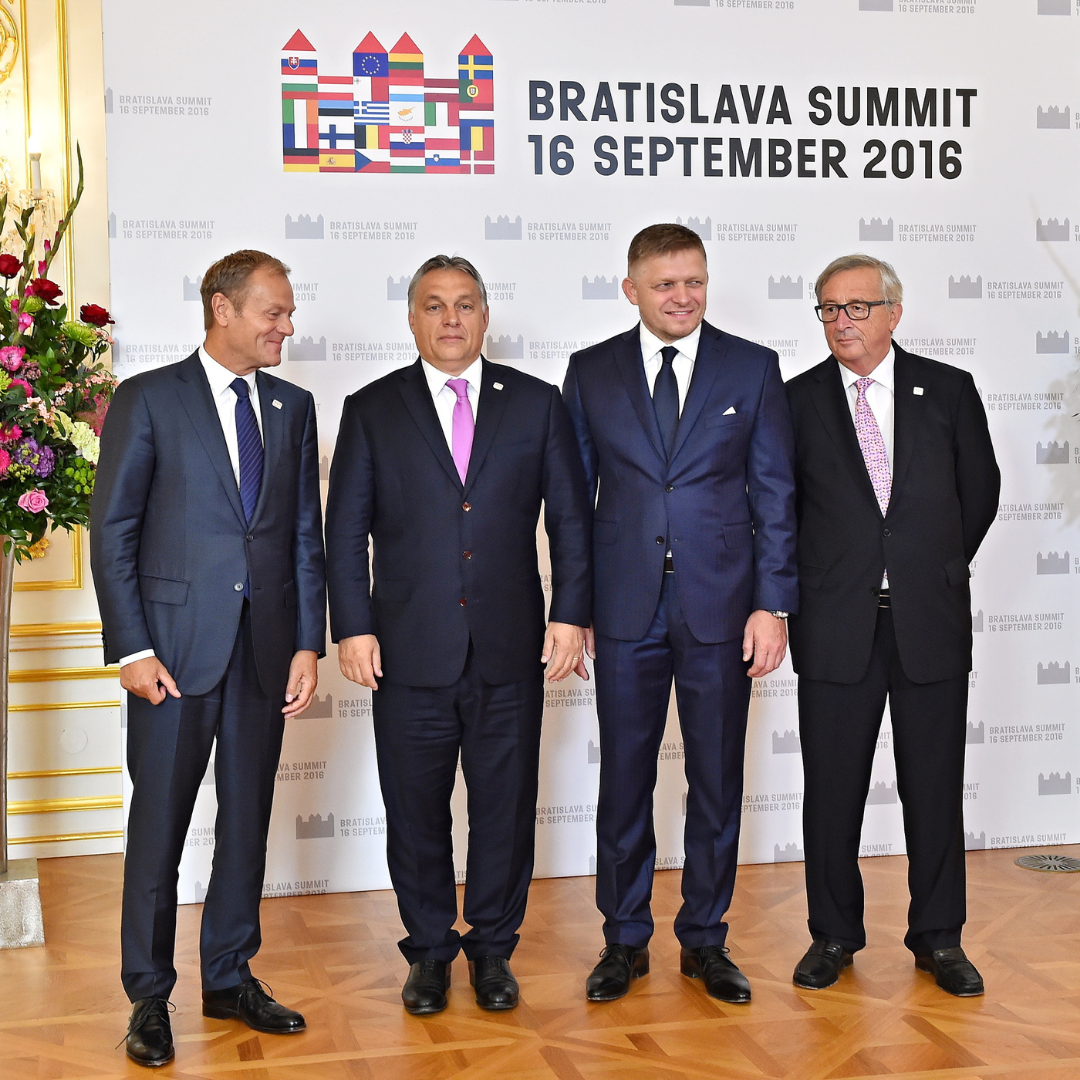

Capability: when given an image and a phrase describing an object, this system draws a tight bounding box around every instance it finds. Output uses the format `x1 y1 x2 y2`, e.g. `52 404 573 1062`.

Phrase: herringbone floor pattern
1 847 1079 1078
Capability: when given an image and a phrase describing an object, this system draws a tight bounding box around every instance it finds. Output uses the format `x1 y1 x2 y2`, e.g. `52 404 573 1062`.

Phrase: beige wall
4 0 120 859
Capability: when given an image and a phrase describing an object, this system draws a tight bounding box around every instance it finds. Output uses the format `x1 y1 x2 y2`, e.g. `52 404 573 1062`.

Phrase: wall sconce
27 134 42 196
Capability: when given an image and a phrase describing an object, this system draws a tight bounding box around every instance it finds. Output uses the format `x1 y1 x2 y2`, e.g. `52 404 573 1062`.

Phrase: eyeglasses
814 300 889 323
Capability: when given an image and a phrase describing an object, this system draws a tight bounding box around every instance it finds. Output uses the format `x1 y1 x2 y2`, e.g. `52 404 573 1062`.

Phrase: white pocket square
272 399 283 409
723 406 737 415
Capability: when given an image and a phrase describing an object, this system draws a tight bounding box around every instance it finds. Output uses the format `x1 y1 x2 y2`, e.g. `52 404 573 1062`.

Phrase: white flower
68 420 99 464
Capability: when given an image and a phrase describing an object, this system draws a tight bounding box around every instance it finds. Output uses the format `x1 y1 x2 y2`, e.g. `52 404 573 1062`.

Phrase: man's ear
622 277 638 307
211 291 232 328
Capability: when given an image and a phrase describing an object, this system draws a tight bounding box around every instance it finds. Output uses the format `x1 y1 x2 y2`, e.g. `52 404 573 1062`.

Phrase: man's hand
542 621 588 682
120 656 181 705
282 650 319 718
742 610 788 678
339 634 382 690
584 624 596 661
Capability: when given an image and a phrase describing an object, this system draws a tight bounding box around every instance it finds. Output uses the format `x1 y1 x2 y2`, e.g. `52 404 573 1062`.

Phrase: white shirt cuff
119 649 156 667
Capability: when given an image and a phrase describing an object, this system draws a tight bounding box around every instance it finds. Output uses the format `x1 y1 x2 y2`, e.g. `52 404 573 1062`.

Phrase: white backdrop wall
102 0 1079 904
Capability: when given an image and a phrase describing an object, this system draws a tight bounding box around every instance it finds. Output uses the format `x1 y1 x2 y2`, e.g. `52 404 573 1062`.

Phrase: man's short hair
815 254 903 306
627 223 707 274
200 250 291 330
408 255 488 312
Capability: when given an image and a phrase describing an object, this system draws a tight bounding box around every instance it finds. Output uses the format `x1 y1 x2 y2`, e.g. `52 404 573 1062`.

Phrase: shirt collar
200 345 257 397
421 355 483 396
837 344 895 393
639 321 702 365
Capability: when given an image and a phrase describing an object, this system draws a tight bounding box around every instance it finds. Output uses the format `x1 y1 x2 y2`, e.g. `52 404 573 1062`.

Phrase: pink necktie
447 378 473 484
854 377 891 514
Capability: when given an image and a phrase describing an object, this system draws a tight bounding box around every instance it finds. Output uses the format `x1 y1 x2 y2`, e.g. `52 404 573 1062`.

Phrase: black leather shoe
468 956 519 1010
680 946 751 1003
915 947 984 997
402 959 451 1015
586 944 649 1002
793 940 854 990
124 997 174 1068
202 978 306 1033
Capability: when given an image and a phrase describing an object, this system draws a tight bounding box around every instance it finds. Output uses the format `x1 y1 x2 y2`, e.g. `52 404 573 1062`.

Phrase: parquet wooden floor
2 847 1079 1078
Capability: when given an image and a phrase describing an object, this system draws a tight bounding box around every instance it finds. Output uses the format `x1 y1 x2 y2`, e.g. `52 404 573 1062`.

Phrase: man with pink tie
325 255 592 1015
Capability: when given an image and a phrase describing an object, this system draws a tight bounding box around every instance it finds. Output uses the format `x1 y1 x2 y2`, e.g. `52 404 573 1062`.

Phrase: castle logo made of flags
281 29 494 174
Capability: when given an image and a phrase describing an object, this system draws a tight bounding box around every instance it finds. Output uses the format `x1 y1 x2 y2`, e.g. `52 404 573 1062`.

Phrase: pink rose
0 346 24 371
17 489 48 513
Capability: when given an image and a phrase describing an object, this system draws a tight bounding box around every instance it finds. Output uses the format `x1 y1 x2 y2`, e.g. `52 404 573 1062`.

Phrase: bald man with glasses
785 254 999 997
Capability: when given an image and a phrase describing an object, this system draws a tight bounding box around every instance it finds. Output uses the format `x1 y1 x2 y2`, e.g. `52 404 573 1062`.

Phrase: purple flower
14 437 55 479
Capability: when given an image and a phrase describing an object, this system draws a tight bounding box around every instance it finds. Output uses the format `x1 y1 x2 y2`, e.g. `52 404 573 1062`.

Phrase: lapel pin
272 399 283 409
493 382 504 391
913 387 924 396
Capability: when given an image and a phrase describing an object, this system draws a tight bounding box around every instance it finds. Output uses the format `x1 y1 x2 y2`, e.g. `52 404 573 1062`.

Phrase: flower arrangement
0 148 116 561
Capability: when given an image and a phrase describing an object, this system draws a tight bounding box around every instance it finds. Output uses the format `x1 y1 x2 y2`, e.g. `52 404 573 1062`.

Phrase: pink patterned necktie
854 377 891 514
447 378 474 484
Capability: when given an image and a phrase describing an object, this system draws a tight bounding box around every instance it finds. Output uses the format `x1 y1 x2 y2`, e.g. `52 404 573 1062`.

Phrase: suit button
883 528 892 537
463 551 472 560
655 536 664 544
246 534 254 542
462 502 472 512
665 484 674 493
233 583 244 592
460 597 467 606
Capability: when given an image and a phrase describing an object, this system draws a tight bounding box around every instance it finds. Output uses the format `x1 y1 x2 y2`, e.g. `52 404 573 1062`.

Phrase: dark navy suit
325 358 591 963
91 351 326 1000
563 320 797 949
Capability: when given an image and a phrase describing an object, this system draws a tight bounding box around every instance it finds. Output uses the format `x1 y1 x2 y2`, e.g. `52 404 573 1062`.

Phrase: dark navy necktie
652 345 680 460
231 377 263 523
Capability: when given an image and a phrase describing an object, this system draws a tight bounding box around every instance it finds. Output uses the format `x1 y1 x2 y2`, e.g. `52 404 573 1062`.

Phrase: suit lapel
810 359 882 516
889 345 926 499
669 322 725 462
250 371 284 525
173 353 246 526
615 326 666 464
463 359 511 496
397 359 463 490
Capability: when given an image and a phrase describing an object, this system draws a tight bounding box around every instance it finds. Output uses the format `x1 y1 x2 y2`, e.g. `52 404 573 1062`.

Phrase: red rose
26 278 63 305
0 254 20 278
79 303 114 327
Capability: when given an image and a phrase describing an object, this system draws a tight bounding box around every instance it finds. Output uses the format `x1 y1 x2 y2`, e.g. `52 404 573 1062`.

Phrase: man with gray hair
785 254 999 996
325 255 591 1015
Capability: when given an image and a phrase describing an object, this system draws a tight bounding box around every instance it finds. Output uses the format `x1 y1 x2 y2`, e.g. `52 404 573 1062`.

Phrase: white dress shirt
837 345 895 466
421 355 482 450
639 322 701 415
199 345 263 486
838 345 894 587
119 346 264 668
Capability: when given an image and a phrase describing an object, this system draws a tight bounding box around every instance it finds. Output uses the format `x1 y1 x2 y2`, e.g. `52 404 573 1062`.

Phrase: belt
664 554 675 573
878 588 891 609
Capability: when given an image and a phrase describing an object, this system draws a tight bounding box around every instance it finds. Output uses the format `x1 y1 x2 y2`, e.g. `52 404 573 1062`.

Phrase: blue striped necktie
231 377 263 522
